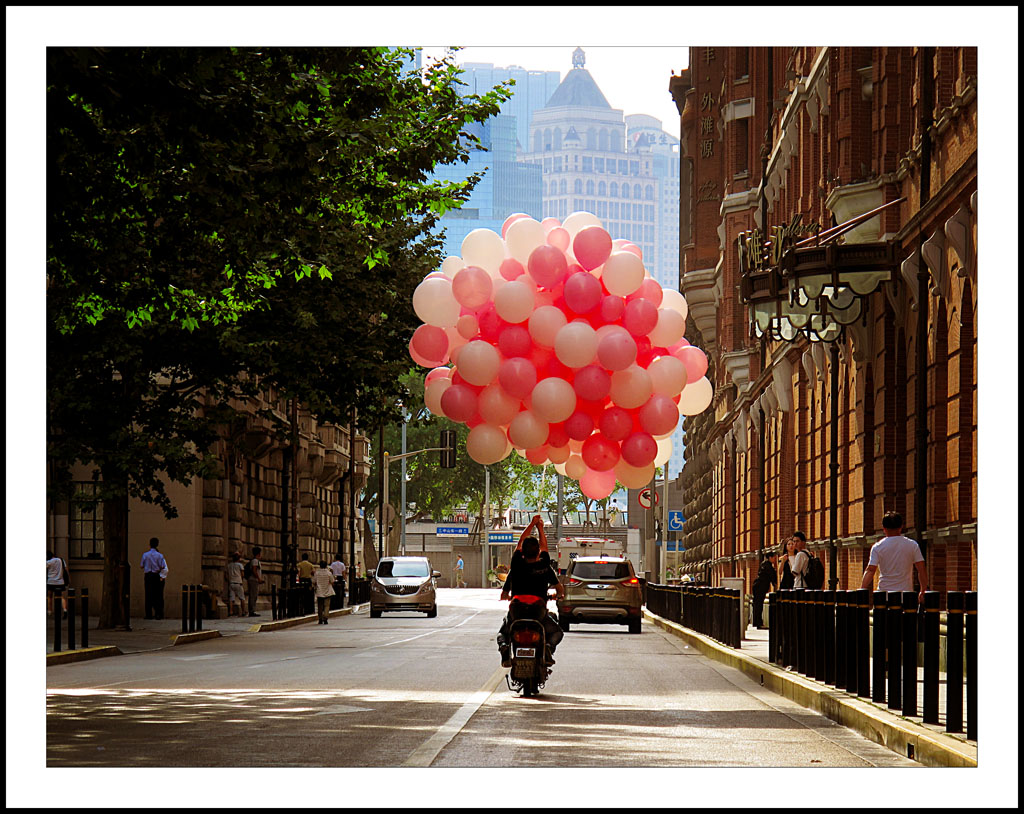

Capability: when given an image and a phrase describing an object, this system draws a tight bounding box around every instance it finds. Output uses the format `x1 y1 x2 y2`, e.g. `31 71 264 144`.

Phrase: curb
249 603 367 633
46 645 122 666
644 609 977 768
171 629 223 646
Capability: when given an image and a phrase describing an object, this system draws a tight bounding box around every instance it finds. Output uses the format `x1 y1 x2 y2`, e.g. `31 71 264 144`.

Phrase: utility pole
400 419 407 555
483 466 490 588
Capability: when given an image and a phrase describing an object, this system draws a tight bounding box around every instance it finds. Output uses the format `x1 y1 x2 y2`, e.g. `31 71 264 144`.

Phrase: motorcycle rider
498 516 564 668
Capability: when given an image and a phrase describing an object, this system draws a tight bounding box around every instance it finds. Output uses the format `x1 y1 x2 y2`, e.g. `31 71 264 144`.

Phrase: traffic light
439 429 456 468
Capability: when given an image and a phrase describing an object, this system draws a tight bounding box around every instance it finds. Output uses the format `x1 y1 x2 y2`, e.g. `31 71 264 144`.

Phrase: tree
46 47 511 626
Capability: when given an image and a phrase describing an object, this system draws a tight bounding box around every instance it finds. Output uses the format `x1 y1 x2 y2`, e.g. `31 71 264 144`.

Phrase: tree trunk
99 477 129 629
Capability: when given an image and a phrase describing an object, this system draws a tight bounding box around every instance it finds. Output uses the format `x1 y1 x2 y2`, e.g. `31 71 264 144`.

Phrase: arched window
610 182 618 197
550 181 558 195
599 129 609 152
574 179 583 194
553 128 562 150
611 130 622 153
534 131 543 152
587 128 597 150
560 179 567 194
622 184 630 200
543 128 552 151
634 184 643 199
645 185 654 200
598 181 606 196
586 180 595 195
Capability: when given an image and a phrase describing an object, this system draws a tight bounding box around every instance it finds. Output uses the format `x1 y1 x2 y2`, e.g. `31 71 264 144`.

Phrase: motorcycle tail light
512 629 541 644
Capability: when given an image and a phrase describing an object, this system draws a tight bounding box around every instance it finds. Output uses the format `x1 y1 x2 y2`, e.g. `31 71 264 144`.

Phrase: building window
622 185 630 200
595 157 605 172
586 180 595 195
574 179 583 194
582 156 592 173
633 184 643 199
554 156 562 172
598 181 606 196
645 185 654 200
618 159 628 174
610 182 618 197
69 481 104 559
630 161 640 176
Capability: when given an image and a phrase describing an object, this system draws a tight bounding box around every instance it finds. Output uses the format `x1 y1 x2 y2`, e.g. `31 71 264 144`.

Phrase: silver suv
557 556 643 634
369 556 440 618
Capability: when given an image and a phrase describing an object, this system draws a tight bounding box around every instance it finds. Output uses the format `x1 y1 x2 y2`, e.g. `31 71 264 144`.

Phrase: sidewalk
644 610 977 768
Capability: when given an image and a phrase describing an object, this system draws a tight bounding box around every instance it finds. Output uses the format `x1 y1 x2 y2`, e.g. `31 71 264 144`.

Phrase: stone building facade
669 46 977 603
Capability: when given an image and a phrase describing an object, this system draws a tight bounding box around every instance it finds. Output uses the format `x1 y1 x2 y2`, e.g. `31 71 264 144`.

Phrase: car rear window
570 561 631 580
377 560 429 578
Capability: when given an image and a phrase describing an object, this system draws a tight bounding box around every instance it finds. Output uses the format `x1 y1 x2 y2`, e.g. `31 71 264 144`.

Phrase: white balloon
461 228 506 276
562 211 602 239
678 375 713 415
654 436 673 467
649 308 686 347
441 256 465 279
412 277 460 328
505 217 547 264
602 251 645 297
660 288 689 322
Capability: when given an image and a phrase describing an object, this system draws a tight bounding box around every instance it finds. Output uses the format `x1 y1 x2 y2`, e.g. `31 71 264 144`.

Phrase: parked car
369 556 440 618
557 556 643 634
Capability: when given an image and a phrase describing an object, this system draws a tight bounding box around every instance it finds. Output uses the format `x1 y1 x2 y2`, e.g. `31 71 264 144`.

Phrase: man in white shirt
789 531 810 589
860 512 927 603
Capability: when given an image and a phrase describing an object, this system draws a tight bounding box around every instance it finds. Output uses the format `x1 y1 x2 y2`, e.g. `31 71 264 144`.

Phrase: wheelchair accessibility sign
668 511 685 531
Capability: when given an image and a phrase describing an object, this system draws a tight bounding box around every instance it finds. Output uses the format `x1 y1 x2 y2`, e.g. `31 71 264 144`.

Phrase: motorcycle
504 592 553 697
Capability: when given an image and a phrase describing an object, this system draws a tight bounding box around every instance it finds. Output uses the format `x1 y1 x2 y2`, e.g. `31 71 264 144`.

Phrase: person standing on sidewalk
141 538 168 620
245 546 263 617
329 553 347 608
313 560 336 624
789 531 810 589
296 552 317 614
46 550 69 618
454 555 465 588
225 551 247 616
860 512 927 603
751 548 778 629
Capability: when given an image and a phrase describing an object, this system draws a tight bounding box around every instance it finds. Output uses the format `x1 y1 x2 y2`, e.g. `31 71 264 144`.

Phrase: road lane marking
401 665 506 767
370 609 483 650
314 704 374 715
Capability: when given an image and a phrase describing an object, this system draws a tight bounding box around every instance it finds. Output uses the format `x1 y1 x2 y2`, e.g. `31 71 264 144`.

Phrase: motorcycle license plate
514 648 536 658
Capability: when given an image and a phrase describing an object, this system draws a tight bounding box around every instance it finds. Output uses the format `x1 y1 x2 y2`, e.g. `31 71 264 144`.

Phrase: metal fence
645 583 742 648
50 588 89 652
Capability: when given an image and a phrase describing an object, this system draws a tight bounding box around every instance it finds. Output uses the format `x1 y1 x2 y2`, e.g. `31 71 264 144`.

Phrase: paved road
46 589 915 768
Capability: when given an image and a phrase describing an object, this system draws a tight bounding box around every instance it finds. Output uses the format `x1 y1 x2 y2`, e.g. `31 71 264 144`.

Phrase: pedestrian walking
141 538 168 620
859 512 927 603
245 546 263 617
751 548 778 629
313 560 336 624
46 550 69 618
454 555 465 588
329 553 347 609
296 552 317 614
225 551 247 617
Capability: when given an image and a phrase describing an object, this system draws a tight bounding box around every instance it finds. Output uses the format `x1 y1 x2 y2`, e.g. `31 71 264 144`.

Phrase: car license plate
591 584 609 589
514 648 536 658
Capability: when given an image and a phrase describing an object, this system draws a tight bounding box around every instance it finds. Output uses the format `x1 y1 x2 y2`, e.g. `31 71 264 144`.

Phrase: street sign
487 532 514 543
436 525 469 537
638 488 659 509
668 511 685 531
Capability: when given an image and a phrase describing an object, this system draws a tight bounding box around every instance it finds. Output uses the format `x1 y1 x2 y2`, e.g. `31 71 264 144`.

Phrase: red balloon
581 433 620 471
498 357 538 400
500 257 526 281
410 324 449 363
597 330 638 371
466 415 484 429
599 295 626 324
621 431 657 467
563 271 603 315
627 278 664 307
440 384 479 423
527 244 569 290
573 226 613 271
564 410 595 441
577 398 608 422
539 354 572 382
497 324 532 359
525 446 550 465
623 298 659 336
639 394 680 436
546 422 570 449
573 364 611 401
599 406 633 441
677 345 709 381
635 336 655 368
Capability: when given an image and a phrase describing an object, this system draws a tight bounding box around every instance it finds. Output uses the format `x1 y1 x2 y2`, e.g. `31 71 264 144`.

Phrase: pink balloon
530 377 577 423
541 217 562 233
508 409 549 450
451 265 493 310
573 226 613 271
476 305 506 343
596 329 638 371
497 324 532 359
498 357 538 400
424 378 452 416
564 410 595 441
629 277 664 307
563 271 603 315
622 298 659 336
527 244 569 290
638 394 680 437
677 345 709 382
467 423 511 465
456 313 480 340
478 383 520 426
410 324 449 362
620 242 643 259
573 364 611 401
501 213 530 239
580 467 616 500
457 340 501 386
599 295 626 324
424 366 452 386
546 227 570 252
598 406 633 441
440 384 479 423
499 257 526 282
409 338 443 368
565 454 587 480
621 431 657 467
581 433 620 472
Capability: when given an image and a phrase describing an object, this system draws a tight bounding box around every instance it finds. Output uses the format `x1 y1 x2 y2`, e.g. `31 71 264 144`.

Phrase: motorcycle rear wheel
521 677 539 696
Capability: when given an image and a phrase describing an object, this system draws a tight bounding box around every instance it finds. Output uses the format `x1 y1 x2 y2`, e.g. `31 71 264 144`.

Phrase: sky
419 46 689 132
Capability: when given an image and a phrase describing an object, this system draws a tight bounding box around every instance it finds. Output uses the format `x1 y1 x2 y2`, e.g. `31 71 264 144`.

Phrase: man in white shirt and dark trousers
329 554 347 609
860 512 927 602
141 538 168 620
788 531 810 589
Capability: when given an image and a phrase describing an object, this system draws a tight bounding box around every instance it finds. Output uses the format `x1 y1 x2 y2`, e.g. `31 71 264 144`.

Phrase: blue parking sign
668 511 685 531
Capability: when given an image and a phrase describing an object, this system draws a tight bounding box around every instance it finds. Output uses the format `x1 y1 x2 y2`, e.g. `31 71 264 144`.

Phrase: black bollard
53 593 62 653
797 589 810 675
922 591 940 723
67 588 77 651
813 590 826 682
944 592 964 733
734 588 742 648
768 593 778 663
965 591 977 741
787 589 799 668
188 584 197 633
834 591 847 690
901 591 918 718
196 585 203 632
846 590 860 695
886 591 902 709
823 590 836 685
81 588 89 649
872 591 887 703
271 584 278 621
181 584 189 633
856 589 870 698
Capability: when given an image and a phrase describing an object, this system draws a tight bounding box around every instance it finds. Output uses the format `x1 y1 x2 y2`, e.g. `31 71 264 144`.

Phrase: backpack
243 560 253 580
804 555 825 589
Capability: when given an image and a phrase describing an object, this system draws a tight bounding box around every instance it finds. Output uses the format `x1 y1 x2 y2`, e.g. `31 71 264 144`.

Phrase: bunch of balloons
410 211 713 500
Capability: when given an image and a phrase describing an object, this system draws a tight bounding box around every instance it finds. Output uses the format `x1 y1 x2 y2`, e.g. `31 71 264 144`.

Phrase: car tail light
594 560 608 564
624 577 640 585
512 629 541 644
567 578 583 586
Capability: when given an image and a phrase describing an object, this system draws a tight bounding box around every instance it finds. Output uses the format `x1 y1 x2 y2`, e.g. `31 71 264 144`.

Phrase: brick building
669 47 977 602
